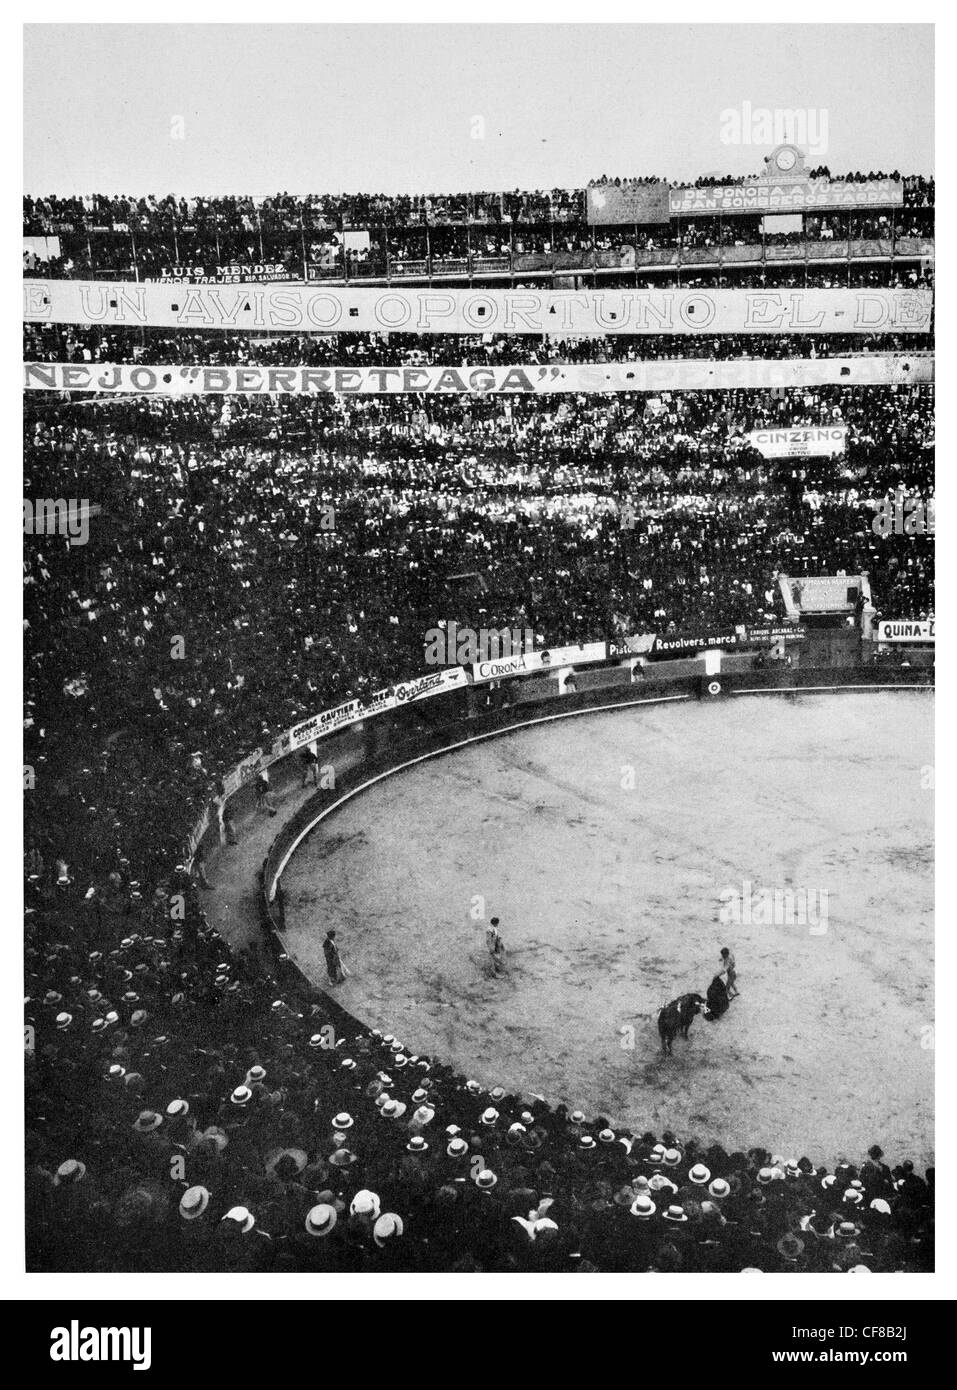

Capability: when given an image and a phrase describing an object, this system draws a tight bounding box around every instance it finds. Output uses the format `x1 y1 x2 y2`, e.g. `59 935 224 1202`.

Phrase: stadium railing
198 656 932 949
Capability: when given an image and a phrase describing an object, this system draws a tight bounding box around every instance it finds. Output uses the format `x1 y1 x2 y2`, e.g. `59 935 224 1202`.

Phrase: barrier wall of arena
233 661 933 971
189 637 934 875
175 658 924 1061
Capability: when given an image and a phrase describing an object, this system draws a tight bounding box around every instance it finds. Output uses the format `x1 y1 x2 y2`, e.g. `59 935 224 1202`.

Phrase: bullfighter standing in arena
323 929 346 985
487 918 507 976
720 947 739 998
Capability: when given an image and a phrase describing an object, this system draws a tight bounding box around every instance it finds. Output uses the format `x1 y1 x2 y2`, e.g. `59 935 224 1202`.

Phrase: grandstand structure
23 153 935 1274
24 153 933 289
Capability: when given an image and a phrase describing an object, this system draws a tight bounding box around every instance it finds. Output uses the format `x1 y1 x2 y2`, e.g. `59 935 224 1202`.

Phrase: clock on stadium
767 143 806 177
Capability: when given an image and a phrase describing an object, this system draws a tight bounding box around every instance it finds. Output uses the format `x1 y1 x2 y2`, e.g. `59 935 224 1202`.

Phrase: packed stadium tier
24 368 933 1271
27 677 934 1273
25 380 934 877
23 172 932 286
22 325 936 368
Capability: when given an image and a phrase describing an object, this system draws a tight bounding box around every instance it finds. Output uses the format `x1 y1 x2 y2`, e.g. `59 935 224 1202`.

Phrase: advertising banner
646 624 809 657
876 618 935 643
144 263 296 284
746 426 848 458
220 748 266 799
365 687 399 716
586 183 671 225
780 574 865 615
743 623 808 645
670 177 904 216
608 633 657 656
287 699 364 750
472 642 607 683
24 355 934 398
279 668 467 756
23 281 933 336
392 668 467 703
649 629 744 657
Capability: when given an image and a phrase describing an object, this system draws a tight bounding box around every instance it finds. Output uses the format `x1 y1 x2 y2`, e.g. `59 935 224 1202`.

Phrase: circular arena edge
254 661 933 1023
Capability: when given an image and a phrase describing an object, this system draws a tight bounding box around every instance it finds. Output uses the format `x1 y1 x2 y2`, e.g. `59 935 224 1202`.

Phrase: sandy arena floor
280 692 934 1166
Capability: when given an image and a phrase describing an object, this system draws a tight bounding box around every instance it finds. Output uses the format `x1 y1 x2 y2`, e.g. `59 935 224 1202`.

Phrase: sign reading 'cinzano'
747 426 848 458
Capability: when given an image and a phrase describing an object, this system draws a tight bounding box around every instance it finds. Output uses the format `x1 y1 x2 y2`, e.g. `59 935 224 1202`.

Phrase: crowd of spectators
25 380 934 884
22 190 588 240
26 175 930 237
589 171 933 195
23 239 934 285
24 176 933 285
23 324 934 369
23 178 935 237
27 901 933 1272
24 304 934 1270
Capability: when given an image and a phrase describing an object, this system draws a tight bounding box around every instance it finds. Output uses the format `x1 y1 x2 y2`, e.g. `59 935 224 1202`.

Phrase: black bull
657 993 707 1054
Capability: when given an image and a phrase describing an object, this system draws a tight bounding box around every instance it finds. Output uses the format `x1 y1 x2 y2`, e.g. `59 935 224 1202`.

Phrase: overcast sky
23 24 934 195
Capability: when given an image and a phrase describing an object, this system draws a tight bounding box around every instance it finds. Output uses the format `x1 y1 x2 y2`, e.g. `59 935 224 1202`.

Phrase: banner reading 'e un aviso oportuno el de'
23 281 933 336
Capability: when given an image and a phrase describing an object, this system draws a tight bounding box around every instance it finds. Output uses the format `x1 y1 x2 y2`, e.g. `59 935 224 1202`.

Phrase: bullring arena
210 678 933 1169
23 40 936 1277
